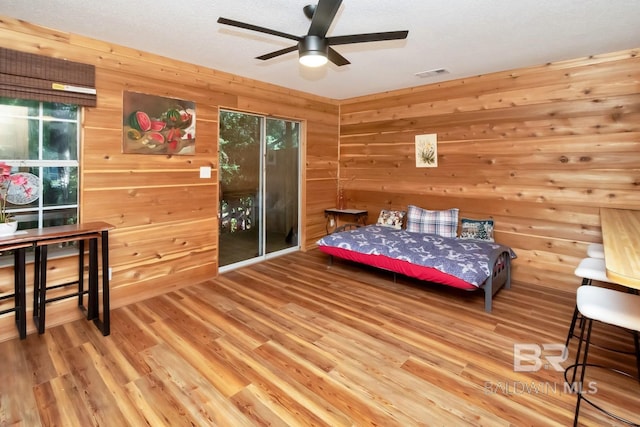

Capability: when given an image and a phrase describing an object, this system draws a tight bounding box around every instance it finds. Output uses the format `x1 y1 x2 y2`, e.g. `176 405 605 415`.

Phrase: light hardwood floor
1 249 638 426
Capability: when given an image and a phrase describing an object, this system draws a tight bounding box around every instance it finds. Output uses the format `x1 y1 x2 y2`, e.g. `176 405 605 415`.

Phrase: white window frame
0 100 80 228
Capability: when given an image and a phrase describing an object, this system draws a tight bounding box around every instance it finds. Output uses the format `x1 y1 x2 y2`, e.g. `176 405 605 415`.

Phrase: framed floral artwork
415 133 437 167
123 91 196 155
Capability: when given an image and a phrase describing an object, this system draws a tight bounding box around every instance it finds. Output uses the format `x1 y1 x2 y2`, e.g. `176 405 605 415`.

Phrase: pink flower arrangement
0 162 32 223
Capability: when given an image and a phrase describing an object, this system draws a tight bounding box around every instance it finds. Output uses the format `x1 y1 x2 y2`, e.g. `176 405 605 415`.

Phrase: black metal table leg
100 230 110 335
36 245 48 334
14 246 26 339
32 245 41 320
78 239 85 310
88 236 99 320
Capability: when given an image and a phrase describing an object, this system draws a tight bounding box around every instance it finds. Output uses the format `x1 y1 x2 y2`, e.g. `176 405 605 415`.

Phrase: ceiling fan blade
256 45 298 61
328 30 409 46
328 47 350 66
308 0 342 37
217 17 301 42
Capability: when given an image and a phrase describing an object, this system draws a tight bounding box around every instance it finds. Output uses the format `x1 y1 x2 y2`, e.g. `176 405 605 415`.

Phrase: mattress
318 244 478 290
317 225 514 290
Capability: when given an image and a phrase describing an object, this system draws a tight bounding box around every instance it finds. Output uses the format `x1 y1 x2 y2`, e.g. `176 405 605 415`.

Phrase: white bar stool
565 286 640 426
565 257 613 348
586 243 605 259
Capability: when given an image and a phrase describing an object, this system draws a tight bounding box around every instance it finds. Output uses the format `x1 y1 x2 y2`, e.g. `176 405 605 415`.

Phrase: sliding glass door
218 110 300 269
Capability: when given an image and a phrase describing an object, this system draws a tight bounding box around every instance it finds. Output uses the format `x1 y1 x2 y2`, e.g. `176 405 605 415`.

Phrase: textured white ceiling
1 0 639 99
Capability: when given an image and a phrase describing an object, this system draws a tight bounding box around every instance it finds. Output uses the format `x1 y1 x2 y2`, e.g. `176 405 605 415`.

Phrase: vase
0 220 18 237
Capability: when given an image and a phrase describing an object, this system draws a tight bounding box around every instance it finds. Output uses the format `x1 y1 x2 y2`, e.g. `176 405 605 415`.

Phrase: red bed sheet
318 245 478 290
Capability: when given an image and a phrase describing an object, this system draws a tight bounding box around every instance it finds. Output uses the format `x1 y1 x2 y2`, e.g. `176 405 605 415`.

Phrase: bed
316 224 514 312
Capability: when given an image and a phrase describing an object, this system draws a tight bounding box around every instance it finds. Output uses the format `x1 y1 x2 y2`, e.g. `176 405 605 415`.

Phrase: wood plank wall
0 16 339 341
1 15 638 342
339 48 640 292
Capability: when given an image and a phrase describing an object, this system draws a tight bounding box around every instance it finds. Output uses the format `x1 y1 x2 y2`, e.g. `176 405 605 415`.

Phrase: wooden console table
0 221 114 339
600 208 640 290
324 208 368 234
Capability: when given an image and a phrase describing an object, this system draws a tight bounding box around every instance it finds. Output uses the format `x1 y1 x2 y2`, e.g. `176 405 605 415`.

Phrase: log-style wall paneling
0 16 339 342
339 48 640 293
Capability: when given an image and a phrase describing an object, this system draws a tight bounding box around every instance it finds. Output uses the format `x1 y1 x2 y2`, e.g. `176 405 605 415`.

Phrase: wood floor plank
0 249 638 426
332 356 509 426
148 318 251 398
250 338 404 426
79 339 151 426
401 356 526 425
271 328 339 373
130 371 198 427
61 342 132 426
0 340 41 426
460 361 577 425
177 284 269 349
231 384 291 427
33 377 77 427
148 293 225 345
217 335 352 427
143 343 252 426
219 289 325 344
124 377 175 427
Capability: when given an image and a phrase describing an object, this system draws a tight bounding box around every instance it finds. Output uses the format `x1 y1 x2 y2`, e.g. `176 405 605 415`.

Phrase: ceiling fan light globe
298 35 329 67
299 52 328 67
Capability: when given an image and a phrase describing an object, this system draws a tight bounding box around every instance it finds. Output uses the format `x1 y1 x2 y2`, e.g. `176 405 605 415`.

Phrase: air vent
415 68 450 78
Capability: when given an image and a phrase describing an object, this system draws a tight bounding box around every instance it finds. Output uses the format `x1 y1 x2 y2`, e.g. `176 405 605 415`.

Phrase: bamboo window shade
0 47 96 106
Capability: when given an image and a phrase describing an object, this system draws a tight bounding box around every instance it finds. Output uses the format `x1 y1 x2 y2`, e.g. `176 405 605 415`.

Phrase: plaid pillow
376 209 406 230
459 218 495 242
406 205 459 238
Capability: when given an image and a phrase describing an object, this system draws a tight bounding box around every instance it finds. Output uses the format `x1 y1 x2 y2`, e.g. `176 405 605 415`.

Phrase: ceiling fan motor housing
299 36 328 56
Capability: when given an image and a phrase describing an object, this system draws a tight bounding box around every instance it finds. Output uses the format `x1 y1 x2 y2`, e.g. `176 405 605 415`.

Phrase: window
0 97 80 231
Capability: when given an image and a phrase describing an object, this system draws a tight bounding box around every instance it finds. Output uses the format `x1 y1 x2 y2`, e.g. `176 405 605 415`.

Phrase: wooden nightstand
324 208 368 234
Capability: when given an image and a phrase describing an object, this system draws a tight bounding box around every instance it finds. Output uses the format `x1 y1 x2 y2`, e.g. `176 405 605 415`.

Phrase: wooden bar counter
600 208 640 290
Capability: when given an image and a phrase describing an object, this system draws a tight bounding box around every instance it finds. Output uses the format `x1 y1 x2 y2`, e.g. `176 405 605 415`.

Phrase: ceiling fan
217 0 409 67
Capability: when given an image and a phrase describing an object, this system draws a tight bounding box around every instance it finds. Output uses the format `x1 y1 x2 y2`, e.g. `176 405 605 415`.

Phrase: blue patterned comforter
317 225 515 287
